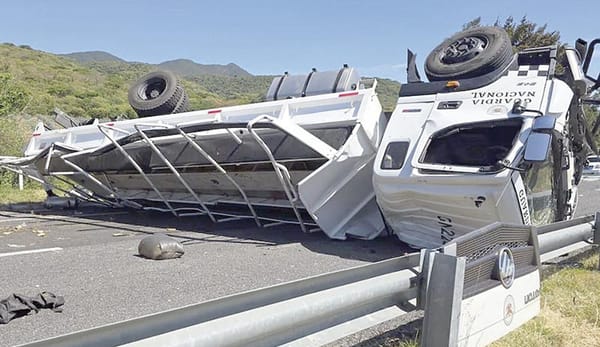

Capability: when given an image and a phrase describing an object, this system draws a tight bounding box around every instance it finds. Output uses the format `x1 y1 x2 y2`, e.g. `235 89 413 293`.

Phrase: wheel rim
441 36 488 64
139 78 167 100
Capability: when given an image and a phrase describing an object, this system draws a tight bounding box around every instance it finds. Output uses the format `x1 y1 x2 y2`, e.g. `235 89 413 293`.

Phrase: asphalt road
0 198 411 346
1 177 599 346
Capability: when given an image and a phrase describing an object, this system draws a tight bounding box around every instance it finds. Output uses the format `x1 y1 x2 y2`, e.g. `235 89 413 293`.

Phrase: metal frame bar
175 125 262 227
29 142 125 207
49 175 116 208
3 165 87 204
134 123 216 223
1 157 118 208
59 149 127 205
114 195 319 227
97 124 179 216
247 115 308 232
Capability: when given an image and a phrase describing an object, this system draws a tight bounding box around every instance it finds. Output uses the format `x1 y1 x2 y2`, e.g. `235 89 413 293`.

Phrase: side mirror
407 49 422 83
582 38 600 91
524 133 551 162
532 116 556 132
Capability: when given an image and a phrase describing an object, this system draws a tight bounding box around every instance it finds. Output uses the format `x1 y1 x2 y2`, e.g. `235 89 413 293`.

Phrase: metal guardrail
537 214 597 262
22 215 598 347
24 255 421 347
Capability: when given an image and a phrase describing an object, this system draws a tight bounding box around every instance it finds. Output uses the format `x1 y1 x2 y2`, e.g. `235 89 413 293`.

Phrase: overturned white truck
375 27 600 247
1 27 599 248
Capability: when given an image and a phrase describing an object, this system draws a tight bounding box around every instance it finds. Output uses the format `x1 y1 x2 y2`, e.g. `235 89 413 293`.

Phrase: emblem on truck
503 295 515 326
493 247 515 288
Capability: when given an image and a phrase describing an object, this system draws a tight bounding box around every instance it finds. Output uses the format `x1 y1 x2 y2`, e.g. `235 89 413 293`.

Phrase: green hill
0 43 146 118
158 59 251 78
60 51 126 63
63 51 252 78
0 43 401 122
0 44 258 119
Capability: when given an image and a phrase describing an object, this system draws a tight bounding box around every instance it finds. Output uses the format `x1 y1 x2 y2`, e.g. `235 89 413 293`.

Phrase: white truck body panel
374 56 576 248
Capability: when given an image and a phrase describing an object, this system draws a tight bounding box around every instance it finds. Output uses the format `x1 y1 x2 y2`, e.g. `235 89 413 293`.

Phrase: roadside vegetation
0 185 45 205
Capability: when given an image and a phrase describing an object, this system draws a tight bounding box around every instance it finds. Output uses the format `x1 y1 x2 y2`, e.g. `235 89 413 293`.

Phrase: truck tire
425 26 513 81
128 71 189 117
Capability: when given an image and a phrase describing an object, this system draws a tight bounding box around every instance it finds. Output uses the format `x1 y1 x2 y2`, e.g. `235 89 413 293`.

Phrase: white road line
0 218 38 223
73 211 130 217
0 247 63 258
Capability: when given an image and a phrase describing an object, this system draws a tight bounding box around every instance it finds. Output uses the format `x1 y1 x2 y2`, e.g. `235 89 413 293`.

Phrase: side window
520 146 557 225
381 141 410 170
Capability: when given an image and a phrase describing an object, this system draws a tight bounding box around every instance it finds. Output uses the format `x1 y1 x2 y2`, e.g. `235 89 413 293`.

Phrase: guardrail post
594 212 600 245
595 212 600 270
420 252 466 347
417 249 433 310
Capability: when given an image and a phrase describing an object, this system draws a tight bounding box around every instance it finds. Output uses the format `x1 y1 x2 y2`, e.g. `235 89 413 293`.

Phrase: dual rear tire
128 70 189 117
424 26 513 81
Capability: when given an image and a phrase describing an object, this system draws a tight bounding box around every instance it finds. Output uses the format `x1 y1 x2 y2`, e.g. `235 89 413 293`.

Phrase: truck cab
374 27 599 248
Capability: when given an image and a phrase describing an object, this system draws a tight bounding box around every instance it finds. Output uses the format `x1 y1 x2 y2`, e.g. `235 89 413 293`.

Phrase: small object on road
138 234 184 260
44 196 78 209
112 232 131 237
32 230 46 237
7 244 25 248
0 292 64 324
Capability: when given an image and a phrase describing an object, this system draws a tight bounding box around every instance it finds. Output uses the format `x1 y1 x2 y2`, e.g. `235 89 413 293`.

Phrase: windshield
522 159 556 225
421 118 523 168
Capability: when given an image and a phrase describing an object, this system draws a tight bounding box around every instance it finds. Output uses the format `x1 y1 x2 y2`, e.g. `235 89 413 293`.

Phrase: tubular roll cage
1 87 376 232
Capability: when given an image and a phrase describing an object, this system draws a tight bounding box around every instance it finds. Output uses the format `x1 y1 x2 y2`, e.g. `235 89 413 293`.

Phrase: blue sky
0 0 598 82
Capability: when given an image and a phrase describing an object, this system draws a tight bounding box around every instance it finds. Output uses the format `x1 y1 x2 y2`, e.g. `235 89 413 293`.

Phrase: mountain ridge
0 43 400 121
62 51 252 78
60 51 126 63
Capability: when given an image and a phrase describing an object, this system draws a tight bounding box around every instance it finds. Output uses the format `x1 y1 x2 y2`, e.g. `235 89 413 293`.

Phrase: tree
500 16 561 51
462 17 481 31
462 16 561 51
0 73 29 116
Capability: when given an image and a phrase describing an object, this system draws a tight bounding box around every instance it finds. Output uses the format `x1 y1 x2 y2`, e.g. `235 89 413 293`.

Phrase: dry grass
0 185 46 204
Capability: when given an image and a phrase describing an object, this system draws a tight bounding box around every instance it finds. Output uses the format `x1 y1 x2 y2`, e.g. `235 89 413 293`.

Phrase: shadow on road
0 201 414 262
